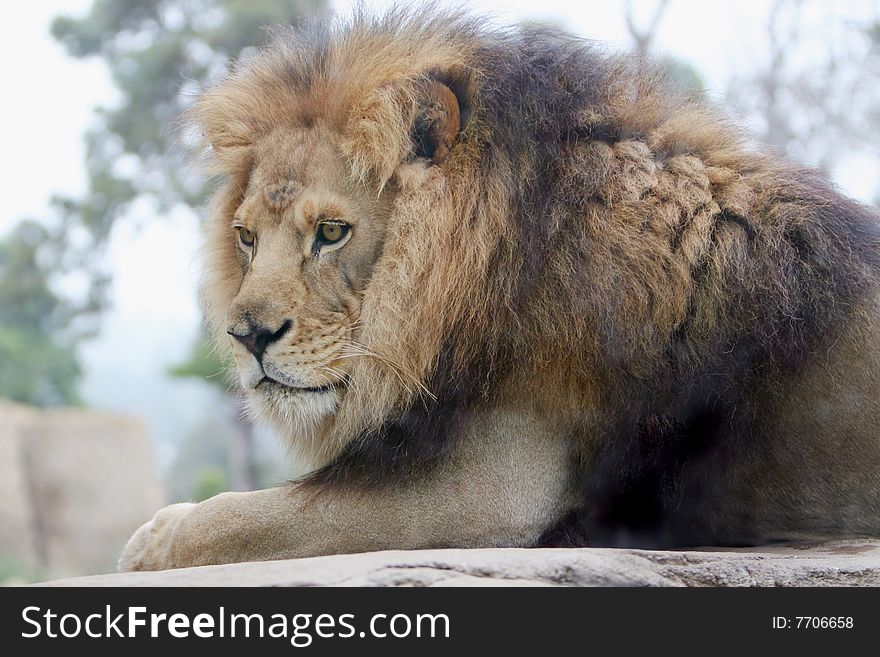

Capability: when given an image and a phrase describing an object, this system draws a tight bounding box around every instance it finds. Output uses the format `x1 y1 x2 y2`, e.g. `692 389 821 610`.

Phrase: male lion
119 9 880 571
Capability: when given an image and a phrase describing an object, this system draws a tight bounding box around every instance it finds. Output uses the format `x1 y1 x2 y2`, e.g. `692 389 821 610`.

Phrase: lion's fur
193 7 880 545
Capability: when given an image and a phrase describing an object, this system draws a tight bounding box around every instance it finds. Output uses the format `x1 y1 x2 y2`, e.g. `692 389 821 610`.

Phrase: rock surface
0 405 38 571
36 540 880 587
0 402 165 578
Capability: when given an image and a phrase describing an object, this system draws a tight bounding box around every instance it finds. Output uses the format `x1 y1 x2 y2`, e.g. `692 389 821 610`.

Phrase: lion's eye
320 223 344 242
237 226 255 249
313 221 351 255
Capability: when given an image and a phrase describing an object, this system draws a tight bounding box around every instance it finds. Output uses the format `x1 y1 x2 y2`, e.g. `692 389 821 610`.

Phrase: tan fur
119 9 880 571
118 409 575 570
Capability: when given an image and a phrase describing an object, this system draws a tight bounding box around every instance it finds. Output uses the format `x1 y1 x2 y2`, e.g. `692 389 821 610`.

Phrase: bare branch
625 0 671 56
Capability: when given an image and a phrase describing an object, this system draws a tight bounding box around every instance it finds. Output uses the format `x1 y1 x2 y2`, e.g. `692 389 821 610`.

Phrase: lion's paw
118 502 196 572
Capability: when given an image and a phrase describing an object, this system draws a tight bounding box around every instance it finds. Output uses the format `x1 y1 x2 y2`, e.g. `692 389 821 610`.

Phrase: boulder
35 540 880 586
0 405 39 571
0 402 165 578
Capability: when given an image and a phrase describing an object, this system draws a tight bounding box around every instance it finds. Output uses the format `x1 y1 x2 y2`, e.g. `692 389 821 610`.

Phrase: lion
119 8 880 571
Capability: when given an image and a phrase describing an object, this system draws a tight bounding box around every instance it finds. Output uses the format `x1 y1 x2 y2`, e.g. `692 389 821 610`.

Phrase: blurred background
1 0 878 582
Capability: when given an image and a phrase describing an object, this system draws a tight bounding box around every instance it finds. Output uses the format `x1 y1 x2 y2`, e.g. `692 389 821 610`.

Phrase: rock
0 405 39 571
0 402 166 579
34 540 880 586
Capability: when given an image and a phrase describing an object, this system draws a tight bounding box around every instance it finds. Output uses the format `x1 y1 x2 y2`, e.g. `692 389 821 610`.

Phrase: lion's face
225 126 391 429
195 32 468 457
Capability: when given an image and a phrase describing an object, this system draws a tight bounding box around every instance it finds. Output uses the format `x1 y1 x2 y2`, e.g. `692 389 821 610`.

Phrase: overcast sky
3 0 878 468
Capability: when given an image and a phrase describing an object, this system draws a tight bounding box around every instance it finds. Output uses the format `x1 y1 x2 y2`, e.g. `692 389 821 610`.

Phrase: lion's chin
247 380 341 439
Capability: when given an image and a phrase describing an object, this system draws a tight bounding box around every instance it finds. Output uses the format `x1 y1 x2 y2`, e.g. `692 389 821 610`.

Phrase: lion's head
194 11 489 469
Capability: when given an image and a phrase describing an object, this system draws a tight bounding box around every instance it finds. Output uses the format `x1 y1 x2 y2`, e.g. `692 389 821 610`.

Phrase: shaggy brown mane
193 7 880 545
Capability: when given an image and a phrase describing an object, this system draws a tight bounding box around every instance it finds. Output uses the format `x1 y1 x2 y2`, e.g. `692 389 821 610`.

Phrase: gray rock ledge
32 540 880 587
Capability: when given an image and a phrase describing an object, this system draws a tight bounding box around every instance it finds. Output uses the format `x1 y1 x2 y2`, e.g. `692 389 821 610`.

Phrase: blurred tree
168 334 261 491
728 0 880 179
623 0 704 96
0 220 103 406
164 409 288 503
625 0 670 58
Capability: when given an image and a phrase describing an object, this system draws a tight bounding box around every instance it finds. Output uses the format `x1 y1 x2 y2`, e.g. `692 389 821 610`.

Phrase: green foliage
0 220 101 406
0 328 81 406
192 465 230 502
0 553 42 585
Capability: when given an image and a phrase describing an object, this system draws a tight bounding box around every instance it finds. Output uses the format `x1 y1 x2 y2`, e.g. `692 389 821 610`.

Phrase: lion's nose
227 319 292 361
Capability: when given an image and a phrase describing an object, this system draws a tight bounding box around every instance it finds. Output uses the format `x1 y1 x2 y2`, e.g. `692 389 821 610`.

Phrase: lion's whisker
336 343 436 402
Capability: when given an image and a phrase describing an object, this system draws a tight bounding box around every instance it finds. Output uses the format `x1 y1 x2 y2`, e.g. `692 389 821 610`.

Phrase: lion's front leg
118 488 307 571
118 410 578 572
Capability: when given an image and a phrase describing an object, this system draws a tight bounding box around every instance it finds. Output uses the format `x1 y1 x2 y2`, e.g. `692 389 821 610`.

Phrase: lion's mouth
256 376 342 394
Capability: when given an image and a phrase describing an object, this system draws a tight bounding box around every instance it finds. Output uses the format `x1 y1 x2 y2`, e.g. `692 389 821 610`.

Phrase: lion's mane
193 8 880 542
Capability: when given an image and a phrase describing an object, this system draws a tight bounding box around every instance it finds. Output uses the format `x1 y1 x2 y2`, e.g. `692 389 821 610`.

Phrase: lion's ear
412 79 465 164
